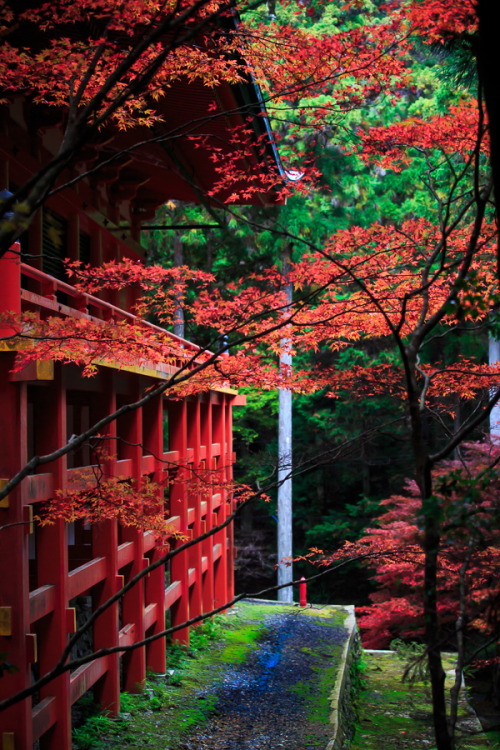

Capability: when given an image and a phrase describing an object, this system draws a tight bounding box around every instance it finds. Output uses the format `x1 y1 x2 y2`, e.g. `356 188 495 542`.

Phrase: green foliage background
143 0 489 604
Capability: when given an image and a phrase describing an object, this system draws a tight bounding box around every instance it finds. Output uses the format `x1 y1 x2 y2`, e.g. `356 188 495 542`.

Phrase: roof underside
106 75 284 217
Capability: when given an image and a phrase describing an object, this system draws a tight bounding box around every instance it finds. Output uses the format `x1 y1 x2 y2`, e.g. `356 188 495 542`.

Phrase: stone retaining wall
326 605 361 750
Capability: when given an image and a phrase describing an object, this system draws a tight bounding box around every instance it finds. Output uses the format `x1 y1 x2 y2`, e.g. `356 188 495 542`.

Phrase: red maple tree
354 440 500 652
1 3 500 750
0 0 410 254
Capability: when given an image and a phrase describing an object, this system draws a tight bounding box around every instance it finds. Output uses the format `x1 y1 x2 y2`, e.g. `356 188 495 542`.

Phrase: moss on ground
351 651 499 750
251 602 347 729
290 641 343 725
73 602 347 749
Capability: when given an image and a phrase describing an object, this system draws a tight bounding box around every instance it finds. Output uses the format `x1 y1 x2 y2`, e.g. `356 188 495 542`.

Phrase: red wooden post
300 577 307 607
36 371 71 750
201 399 214 614
168 400 189 644
225 394 235 603
121 538 146 693
0 354 32 750
67 215 79 264
0 242 21 339
143 393 166 674
0 237 240 747
28 210 43 273
187 399 203 624
120 381 146 692
92 520 120 710
213 399 228 610
145 544 167 672
92 375 120 714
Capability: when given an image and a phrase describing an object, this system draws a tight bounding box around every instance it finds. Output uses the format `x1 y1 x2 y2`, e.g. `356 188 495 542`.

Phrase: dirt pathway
176 604 348 750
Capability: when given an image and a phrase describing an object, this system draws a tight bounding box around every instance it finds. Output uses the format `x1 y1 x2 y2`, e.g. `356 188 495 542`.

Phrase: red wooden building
0 30 282 750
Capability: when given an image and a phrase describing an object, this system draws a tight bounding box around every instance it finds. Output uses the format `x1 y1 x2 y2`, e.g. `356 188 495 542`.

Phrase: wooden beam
117 541 134 569
69 659 107 705
8 361 54 382
67 557 107 600
26 473 54 504
118 623 135 649
143 603 158 632
29 585 56 624
32 697 57 743
164 580 182 611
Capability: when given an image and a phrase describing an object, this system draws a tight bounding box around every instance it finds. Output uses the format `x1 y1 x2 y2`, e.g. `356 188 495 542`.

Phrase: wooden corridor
0 249 241 750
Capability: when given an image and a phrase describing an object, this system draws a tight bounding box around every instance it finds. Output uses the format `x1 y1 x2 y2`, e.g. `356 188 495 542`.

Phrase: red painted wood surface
0 256 238 750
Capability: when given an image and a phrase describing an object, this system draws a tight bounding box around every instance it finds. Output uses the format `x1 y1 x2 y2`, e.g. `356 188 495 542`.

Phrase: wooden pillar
143 394 166 674
120 382 146 692
201 400 214 614
28 210 42 271
0 242 21 338
0 356 32 750
220 396 229 607
225 395 235 603
1 156 8 188
146 544 166 673
92 374 120 714
168 400 189 644
67 215 80 264
187 399 202 623
92 227 102 268
36 371 71 750
213 400 228 610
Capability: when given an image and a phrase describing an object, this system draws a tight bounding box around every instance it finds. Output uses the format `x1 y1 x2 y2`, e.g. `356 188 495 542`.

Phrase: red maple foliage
350 441 500 650
38 440 268 546
2 6 500 750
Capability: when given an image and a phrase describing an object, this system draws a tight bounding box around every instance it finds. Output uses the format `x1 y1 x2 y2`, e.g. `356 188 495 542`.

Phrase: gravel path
178 606 348 750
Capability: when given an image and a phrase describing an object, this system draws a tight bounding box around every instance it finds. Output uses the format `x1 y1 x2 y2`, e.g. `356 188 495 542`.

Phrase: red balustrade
0 252 241 750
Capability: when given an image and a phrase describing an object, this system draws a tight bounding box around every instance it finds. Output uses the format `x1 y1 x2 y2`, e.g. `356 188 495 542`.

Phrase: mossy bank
73 601 352 750
351 649 499 750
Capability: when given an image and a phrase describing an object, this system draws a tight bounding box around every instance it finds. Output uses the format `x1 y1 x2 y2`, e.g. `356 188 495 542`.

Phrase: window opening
79 231 91 267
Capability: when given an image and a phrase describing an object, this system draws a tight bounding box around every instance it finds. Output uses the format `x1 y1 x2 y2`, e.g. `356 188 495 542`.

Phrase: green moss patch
351 651 498 750
289 639 343 725
73 602 349 749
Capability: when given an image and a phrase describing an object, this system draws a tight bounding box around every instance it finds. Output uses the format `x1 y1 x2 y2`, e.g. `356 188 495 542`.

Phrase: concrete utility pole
277 247 293 602
489 336 500 436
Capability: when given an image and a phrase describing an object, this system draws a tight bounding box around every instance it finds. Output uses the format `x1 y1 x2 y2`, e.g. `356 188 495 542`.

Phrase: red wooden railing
19 261 205 373
0 249 240 750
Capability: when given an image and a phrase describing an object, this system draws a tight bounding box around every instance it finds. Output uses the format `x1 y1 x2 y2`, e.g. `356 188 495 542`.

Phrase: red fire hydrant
299 576 307 607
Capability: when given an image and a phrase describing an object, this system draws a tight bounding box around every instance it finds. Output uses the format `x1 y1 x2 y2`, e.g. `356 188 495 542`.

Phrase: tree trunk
423 515 453 750
408 353 453 750
449 542 472 736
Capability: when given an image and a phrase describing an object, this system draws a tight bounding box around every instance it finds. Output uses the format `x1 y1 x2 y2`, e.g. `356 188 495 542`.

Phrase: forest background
139 6 500 744
143 0 487 612
1 1 499 748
